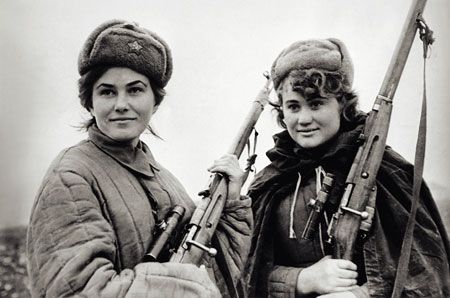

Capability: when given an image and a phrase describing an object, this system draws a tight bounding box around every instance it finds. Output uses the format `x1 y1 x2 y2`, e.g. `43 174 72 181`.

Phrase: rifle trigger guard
340 206 369 220
186 239 217 257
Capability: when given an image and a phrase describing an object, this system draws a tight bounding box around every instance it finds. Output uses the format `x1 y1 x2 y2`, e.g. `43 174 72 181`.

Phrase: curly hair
273 69 360 129
77 66 166 136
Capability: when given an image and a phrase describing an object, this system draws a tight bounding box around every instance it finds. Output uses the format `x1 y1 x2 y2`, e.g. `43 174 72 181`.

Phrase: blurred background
1 0 449 296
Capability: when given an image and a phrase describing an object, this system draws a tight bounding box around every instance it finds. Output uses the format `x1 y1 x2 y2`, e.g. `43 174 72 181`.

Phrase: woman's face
281 79 342 149
90 67 156 145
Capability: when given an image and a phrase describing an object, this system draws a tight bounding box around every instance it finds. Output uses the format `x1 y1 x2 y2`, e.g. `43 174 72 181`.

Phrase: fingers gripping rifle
328 0 429 261
169 74 272 265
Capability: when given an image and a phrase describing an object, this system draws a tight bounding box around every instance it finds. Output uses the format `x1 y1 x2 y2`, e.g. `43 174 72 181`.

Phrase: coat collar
248 114 367 200
266 114 367 176
88 125 159 178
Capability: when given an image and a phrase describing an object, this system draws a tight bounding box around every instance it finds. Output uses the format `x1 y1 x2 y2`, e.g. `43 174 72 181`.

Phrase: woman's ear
278 107 286 126
277 105 284 119
152 104 159 114
89 108 96 118
338 99 345 114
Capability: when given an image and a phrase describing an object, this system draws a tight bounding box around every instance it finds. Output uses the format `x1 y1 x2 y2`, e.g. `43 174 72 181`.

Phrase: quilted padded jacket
27 125 252 297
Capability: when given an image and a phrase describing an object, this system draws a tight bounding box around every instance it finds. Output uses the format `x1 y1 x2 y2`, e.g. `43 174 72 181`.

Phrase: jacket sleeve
214 195 253 283
27 170 136 297
267 265 303 298
27 170 220 298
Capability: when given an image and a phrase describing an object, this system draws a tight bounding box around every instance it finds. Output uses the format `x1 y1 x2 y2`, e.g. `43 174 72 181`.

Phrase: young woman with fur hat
242 39 450 297
27 20 252 297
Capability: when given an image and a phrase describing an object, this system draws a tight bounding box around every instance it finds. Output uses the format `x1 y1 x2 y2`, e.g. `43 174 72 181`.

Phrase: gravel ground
0 226 30 298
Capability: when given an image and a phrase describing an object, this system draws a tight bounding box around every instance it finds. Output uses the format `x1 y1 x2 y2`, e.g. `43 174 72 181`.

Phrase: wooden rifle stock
331 0 428 260
170 75 272 265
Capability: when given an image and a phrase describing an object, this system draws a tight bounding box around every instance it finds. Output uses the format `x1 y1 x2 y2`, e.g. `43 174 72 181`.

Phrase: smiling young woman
280 74 342 149
26 20 252 298
90 67 157 146
242 39 449 298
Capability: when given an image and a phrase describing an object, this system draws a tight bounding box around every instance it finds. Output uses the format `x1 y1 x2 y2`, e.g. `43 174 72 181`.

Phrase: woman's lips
297 128 318 132
110 118 136 122
297 128 318 136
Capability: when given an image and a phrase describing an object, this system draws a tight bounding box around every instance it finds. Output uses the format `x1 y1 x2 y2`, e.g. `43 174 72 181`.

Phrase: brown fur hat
78 20 172 88
271 38 353 90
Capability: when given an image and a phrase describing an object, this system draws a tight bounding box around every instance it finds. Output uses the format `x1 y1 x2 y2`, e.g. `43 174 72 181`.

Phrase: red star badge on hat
128 41 143 54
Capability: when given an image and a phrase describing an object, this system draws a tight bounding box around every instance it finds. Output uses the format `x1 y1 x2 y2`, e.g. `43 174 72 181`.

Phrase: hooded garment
27 125 252 297
242 116 450 297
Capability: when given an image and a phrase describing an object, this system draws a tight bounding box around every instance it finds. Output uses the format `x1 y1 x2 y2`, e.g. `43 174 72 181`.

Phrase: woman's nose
297 109 313 125
114 92 129 112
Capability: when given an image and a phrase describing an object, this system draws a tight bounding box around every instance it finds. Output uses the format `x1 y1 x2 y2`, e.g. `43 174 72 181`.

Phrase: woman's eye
128 87 144 94
310 100 324 110
287 104 300 111
99 89 115 96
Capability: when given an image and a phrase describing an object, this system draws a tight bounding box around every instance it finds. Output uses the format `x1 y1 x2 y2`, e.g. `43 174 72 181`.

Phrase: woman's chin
296 138 321 149
107 131 140 144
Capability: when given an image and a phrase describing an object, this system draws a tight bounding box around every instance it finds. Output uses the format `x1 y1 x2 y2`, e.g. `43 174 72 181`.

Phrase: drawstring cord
315 166 327 255
289 173 302 238
288 166 326 239
315 166 326 194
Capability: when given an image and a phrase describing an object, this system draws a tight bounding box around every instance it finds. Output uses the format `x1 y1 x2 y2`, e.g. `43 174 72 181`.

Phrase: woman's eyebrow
306 97 326 102
126 80 147 87
95 83 114 89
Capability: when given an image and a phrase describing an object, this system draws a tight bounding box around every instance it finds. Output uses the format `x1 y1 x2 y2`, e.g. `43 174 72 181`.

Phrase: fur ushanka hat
271 38 353 90
78 20 173 88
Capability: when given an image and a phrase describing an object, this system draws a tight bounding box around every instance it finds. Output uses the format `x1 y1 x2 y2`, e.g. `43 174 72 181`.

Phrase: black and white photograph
1 0 449 297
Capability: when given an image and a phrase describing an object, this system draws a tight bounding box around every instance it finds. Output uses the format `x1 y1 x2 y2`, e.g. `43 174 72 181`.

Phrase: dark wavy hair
77 65 166 136
273 69 361 129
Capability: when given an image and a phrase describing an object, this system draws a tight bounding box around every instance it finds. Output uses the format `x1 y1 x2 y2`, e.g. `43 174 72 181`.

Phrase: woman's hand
296 255 358 295
207 154 244 200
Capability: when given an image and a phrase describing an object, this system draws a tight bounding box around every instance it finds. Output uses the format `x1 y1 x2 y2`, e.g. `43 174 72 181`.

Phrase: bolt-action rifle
327 0 429 261
144 74 272 265
169 74 271 265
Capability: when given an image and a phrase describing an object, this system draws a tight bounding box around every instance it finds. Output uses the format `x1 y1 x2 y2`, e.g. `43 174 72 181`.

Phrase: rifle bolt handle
186 240 217 257
341 206 369 220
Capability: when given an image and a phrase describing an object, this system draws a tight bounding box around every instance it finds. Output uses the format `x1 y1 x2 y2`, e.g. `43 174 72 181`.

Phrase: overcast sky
1 0 449 227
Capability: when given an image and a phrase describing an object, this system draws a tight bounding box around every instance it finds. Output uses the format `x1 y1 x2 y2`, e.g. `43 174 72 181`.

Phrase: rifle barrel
170 76 272 265
333 0 428 260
